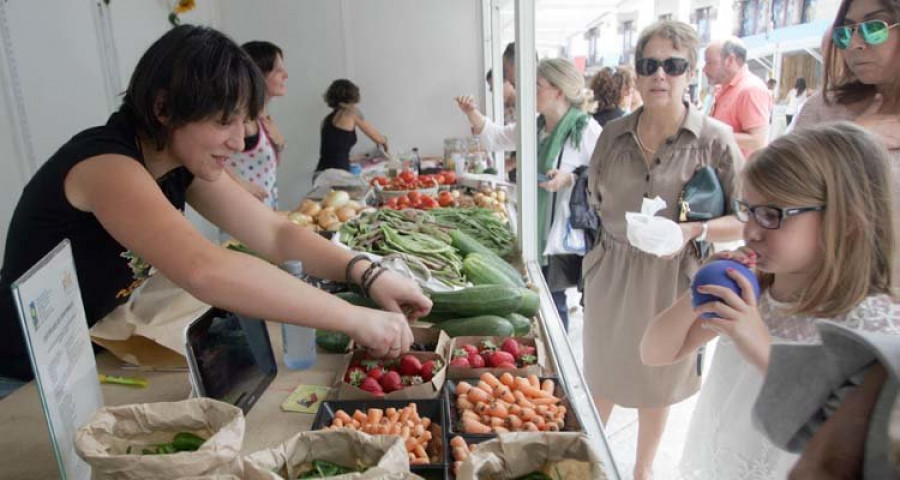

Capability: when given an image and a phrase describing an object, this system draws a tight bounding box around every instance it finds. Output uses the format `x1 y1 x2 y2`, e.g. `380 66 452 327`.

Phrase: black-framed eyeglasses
732 199 826 230
832 19 900 49
635 57 691 76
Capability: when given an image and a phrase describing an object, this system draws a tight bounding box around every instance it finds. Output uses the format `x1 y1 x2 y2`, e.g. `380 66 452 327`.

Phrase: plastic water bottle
281 260 318 370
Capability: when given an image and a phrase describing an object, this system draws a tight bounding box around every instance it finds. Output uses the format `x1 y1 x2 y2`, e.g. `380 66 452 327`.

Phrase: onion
336 206 358 222
345 200 363 212
300 201 321 216
287 211 313 226
323 190 350 208
317 210 339 227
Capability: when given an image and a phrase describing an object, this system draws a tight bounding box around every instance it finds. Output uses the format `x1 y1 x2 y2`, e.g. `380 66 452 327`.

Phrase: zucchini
505 312 533 336
436 315 515 337
335 291 379 309
463 252 525 287
517 288 540 317
316 329 351 353
428 285 524 317
450 230 506 259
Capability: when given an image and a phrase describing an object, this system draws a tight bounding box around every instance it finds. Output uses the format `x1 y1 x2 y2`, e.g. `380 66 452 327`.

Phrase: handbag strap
549 131 572 228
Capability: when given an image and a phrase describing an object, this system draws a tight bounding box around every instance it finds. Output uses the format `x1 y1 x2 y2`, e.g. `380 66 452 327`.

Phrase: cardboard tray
311 398 448 478
444 377 581 438
334 350 447 400
446 336 549 379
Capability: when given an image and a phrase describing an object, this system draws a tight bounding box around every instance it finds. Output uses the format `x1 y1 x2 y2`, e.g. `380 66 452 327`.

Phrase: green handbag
678 165 725 257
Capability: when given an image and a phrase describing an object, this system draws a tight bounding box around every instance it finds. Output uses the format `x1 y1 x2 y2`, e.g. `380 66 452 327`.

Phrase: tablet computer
184 308 277 414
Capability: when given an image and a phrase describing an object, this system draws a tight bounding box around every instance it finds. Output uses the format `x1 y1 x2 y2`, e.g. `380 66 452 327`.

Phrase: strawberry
450 357 470 368
344 366 367 386
452 348 469 359
379 371 403 393
421 359 442 381
461 344 479 356
501 338 520 357
399 355 423 376
496 361 517 369
519 354 537 366
367 366 384 380
519 345 536 356
468 353 486 368
479 339 498 352
488 351 515 368
359 377 384 396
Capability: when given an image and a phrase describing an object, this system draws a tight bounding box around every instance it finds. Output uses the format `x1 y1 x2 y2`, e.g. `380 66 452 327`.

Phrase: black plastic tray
444 377 581 438
312 398 448 478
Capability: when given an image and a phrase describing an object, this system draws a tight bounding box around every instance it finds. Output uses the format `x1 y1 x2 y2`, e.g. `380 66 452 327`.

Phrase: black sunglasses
733 199 825 230
635 57 691 76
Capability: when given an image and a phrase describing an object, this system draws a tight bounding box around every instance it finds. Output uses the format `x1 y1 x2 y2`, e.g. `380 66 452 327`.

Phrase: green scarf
536 107 589 264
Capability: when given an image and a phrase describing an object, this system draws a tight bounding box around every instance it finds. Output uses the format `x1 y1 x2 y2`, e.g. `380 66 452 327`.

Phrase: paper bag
457 432 607 479
625 196 684 257
90 273 210 368
242 429 416 479
75 398 245 480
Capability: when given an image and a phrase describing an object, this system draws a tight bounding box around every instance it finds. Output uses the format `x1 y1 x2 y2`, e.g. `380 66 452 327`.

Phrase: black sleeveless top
0 111 194 380
316 111 357 172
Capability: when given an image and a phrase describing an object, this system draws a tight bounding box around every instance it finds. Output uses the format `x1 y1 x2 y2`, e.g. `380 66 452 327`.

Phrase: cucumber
436 315 515 337
463 252 525 287
516 288 540 317
505 312 533 336
316 330 352 353
335 291 379 309
428 285 525 317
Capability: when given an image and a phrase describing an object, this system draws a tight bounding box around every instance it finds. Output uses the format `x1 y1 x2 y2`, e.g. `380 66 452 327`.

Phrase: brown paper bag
242 429 418 479
75 398 245 480
457 432 607 480
90 273 210 368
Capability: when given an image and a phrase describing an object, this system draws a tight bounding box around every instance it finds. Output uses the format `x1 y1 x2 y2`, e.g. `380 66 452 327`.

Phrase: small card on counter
281 384 331 414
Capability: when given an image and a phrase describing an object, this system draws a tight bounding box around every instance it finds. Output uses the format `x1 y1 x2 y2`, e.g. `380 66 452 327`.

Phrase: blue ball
691 259 761 319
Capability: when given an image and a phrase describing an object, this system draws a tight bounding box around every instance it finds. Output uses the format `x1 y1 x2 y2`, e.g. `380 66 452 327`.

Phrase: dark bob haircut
242 41 283 75
121 25 266 150
324 79 361 109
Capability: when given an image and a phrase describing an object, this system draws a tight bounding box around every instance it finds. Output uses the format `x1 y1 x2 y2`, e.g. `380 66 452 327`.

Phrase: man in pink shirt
705 38 770 158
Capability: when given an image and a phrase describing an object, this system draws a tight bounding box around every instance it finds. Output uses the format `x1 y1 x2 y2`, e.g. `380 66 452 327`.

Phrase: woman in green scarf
455 58 602 331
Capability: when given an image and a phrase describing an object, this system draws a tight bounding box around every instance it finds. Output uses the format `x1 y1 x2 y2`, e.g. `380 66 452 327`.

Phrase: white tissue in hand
625 196 684 256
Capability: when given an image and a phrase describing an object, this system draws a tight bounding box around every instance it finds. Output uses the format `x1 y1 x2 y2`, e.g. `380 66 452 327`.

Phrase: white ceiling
499 0 621 54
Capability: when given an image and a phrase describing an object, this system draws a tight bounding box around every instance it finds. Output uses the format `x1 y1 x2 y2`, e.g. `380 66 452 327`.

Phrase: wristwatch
696 222 709 242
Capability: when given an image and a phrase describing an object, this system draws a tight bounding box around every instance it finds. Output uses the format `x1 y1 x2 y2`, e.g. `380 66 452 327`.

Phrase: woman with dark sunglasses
582 20 744 480
792 0 900 286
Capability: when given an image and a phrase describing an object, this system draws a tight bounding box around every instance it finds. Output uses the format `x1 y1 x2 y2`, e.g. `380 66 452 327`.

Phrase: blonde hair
635 20 699 70
743 122 895 317
537 58 597 113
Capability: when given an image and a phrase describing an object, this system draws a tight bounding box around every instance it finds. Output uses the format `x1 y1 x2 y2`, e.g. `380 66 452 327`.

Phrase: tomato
385 197 399 208
396 195 411 208
407 191 422 202
370 176 389 187
398 169 416 184
442 171 457 184
420 196 439 210
438 191 455 207
434 173 446 185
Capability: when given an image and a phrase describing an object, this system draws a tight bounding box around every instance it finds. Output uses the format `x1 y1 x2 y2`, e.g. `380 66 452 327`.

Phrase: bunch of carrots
455 372 566 434
449 435 477 476
325 403 435 465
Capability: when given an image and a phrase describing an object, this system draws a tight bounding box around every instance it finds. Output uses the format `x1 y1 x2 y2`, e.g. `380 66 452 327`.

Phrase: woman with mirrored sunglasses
791 0 900 285
582 20 745 480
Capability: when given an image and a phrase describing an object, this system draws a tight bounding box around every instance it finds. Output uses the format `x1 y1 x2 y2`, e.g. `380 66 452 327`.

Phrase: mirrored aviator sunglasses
832 19 900 49
635 57 691 76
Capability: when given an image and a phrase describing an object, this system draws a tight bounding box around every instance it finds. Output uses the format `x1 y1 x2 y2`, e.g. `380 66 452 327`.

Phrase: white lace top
679 292 900 480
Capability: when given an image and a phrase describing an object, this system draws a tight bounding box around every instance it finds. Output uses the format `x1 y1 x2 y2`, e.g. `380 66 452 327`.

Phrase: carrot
411 456 429 465
515 380 551 399
350 419 361 429
513 390 536 408
523 421 539 432
547 422 560 432
532 416 546 429
481 372 501 388
400 425 411 439
463 417 492 434
456 381 473 396
499 372 516 388
457 396 475 411
508 404 523 416
405 437 419 452
531 396 561 405
414 444 427 459
487 402 509 418
390 424 402 435
492 425 510 433
399 407 411 424
367 408 383 425
520 407 537 422
477 380 494 394
506 414 524 430
474 401 490 414
419 430 432 445
527 374 540 389
489 416 505 428
461 410 481 423
495 385 516 404
422 417 432 429
332 418 344 428
353 410 368 424
467 386 491 404
541 378 555 393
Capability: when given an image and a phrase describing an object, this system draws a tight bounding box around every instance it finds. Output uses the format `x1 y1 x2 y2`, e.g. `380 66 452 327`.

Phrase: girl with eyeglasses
793 0 900 287
642 122 900 479
582 20 745 480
